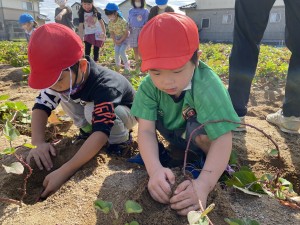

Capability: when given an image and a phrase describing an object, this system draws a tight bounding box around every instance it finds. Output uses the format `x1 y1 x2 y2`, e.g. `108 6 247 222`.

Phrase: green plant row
0 41 28 67
0 40 291 81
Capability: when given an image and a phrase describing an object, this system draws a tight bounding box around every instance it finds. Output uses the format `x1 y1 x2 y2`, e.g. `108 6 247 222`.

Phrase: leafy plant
225 163 299 205
0 41 28 67
0 94 31 125
130 74 144 91
94 199 142 225
0 119 34 206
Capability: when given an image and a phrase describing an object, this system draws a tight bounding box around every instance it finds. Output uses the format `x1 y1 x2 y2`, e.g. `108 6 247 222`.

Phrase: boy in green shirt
130 13 239 216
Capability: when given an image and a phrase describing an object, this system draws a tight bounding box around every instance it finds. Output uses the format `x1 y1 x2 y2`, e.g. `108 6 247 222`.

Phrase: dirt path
0 65 299 225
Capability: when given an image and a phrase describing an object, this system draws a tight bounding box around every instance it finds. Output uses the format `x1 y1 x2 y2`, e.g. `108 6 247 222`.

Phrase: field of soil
0 64 299 225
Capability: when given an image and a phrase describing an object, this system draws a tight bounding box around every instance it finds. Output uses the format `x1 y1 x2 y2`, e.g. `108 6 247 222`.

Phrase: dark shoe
184 158 205 179
127 142 171 166
72 128 91 144
106 134 133 156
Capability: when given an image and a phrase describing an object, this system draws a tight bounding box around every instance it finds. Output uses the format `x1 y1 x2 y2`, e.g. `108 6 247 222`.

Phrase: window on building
0 22 3 31
76 5 80 10
201 18 210 29
22 2 33 11
222 14 232 24
269 12 281 23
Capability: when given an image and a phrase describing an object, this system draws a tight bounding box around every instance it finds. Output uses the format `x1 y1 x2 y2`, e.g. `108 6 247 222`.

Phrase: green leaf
279 178 295 193
125 200 143 214
22 66 30 74
94 200 113 214
129 221 139 225
260 174 274 182
275 190 286 200
229 150 238 165
2 162 24 174
5 101 16 109
3 120 20 141
224 218 240 225
23 143 36 149
269 149 279 156
233 185 262 197
225 175 244 188
224 218 260 225
233 171 258 186
278 177 292 187
14 102 28 111
198 217 209 225
0 94 9 101
1 147 16 155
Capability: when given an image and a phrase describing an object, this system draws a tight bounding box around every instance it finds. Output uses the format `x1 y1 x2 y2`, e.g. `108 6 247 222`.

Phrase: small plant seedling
125 200 143 214
187 203 215 225
0 94 31 125
224 218 260 225
94 200 113 214
94 199 142 225
1 102 34 206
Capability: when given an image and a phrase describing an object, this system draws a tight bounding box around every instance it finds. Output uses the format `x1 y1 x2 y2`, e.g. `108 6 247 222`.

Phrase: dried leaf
279 200 300 209
48 112 62 125
2 162 24 174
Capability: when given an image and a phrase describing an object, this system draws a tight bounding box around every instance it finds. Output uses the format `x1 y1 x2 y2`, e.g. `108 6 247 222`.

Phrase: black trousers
228 0 300 117
84 41 99 62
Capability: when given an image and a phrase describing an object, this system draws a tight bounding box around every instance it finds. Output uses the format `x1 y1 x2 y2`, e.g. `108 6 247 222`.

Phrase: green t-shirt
131 61 240 140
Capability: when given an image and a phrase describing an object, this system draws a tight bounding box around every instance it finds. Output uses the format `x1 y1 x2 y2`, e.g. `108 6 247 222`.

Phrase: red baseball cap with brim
28 23 84 89
138 13 199 72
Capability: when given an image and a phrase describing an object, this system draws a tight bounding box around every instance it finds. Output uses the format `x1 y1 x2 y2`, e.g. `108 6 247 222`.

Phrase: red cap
28 23 83 89
138 13 199 72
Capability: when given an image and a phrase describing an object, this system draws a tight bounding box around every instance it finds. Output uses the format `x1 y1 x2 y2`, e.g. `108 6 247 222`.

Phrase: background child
105 3 130 73
78 0 106 62
130 13 239 216
128 0 149 66
54 0 75 30
25 23 136 198
148 0 174 21
18 13 38 42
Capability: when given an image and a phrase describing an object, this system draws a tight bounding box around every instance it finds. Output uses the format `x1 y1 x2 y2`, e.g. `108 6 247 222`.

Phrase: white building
0 0 49 40
180 0 285 44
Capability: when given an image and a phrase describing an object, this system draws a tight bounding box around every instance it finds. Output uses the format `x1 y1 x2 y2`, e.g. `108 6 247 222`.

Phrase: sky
40 0 195 22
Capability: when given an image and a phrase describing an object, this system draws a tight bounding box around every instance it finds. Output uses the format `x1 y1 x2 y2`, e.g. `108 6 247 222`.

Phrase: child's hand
100 33 106 41
26 142 56 171
55 14 63 21
148 166 175 204
114 39 121 45
40 168 69 198
170 179 209 216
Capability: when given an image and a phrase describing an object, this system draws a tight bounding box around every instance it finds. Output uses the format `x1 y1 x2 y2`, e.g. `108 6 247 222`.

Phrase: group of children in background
18 0 174 72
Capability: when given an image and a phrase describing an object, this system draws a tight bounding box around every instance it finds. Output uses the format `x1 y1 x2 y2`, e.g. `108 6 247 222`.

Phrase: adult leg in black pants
266 0 300 133
228 0 300 133
281 0 300 117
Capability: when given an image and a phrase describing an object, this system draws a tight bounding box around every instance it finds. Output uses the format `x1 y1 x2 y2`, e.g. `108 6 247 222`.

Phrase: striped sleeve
32 89 61 116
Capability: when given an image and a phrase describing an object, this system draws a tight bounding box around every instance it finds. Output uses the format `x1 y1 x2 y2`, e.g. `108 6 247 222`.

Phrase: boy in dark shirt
26 23 136 198
55 0 75 30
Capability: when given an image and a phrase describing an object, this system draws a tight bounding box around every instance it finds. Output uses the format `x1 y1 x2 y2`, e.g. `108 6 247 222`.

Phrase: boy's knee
115 105 137 129
194 134 211 154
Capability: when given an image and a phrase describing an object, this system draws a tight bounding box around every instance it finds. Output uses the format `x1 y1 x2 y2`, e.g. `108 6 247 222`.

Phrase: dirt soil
0 64 300 225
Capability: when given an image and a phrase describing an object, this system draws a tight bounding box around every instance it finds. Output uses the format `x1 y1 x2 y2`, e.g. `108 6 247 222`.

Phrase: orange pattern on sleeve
92 102 116 125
